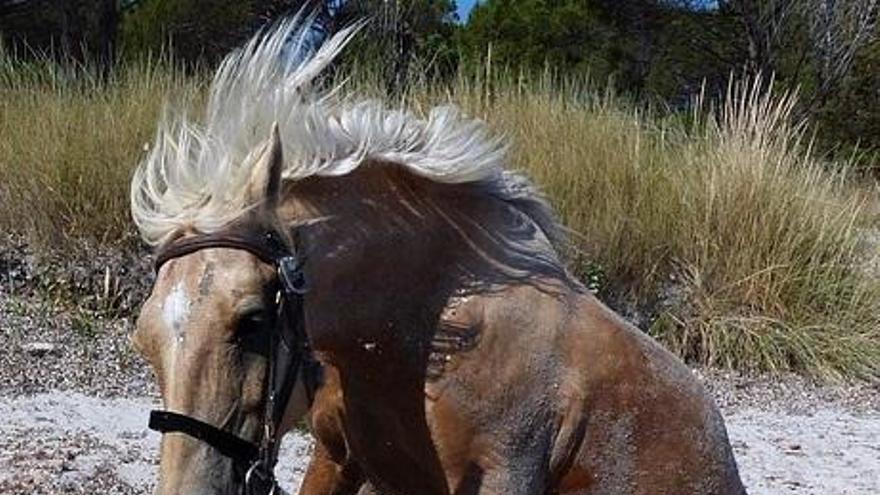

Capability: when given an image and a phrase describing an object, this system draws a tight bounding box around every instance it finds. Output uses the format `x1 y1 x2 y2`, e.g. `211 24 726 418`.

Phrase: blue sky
456 0 478 22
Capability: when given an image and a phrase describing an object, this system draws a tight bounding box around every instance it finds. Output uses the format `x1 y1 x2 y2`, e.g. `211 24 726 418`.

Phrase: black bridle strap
149 410 260 464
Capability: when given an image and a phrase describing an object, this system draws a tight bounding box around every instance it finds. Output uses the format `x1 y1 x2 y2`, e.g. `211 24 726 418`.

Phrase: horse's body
130 16 745 495
280 166 744 495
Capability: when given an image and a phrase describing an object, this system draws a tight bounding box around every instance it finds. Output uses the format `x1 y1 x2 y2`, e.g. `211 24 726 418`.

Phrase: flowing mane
130 14 561 253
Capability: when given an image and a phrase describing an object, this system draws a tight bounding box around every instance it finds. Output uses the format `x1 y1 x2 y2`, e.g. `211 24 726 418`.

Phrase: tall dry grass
0 55 198 246
438 73 880 380
1 58 878 380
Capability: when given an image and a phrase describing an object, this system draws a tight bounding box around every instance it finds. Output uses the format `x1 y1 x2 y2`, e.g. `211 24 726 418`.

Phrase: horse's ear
247 123 284 209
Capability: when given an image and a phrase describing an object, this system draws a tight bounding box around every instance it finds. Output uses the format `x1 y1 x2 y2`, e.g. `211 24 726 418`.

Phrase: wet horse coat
129 15 747 495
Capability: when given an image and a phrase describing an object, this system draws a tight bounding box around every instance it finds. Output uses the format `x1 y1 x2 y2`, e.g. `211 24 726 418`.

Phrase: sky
456 0 478 22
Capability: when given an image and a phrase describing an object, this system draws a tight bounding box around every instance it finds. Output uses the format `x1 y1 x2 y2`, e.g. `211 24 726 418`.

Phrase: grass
0 54 198 247
1 56 878 381
460 75 880 380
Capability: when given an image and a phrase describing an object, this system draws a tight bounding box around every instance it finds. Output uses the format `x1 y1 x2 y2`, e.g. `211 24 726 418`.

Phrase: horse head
133 128 310 494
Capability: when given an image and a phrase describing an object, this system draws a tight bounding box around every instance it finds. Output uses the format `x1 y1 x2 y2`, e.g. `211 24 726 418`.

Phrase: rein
148 229 316 495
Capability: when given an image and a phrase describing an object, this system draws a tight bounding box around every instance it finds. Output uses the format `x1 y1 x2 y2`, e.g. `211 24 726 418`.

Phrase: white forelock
130 13 551 247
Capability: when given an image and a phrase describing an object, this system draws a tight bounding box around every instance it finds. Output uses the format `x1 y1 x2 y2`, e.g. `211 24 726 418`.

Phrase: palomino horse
131 16 747 495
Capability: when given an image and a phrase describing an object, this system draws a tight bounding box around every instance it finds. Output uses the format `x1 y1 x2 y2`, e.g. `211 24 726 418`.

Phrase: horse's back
552 294 746 495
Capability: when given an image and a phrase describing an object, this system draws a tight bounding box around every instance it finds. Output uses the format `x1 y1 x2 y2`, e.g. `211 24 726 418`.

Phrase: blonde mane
130 13 561 252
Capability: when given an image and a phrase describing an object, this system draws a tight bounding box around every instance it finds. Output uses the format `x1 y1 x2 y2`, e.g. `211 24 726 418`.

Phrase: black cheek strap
149 410 260 465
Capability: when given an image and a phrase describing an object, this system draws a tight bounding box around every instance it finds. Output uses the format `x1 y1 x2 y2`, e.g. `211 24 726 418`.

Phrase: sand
0 390 877 494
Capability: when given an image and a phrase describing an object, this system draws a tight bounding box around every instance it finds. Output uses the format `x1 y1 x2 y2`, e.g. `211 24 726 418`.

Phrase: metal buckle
278 256 307 296
244 460 285 495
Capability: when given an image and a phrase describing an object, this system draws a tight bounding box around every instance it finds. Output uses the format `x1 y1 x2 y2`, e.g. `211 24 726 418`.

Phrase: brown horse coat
133 141 746 495
129 18 745 494
282 165 746 495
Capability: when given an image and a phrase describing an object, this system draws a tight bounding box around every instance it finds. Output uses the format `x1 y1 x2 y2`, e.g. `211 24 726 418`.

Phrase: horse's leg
297 441 337 493
297 441 366 495
298 362 369 495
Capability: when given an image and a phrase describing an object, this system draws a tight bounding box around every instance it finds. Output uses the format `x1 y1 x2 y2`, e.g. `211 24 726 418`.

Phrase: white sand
726 407 880 494
0 392 310 494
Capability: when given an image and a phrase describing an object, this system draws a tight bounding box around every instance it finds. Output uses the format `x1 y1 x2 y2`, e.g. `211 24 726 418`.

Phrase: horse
130 15 747 495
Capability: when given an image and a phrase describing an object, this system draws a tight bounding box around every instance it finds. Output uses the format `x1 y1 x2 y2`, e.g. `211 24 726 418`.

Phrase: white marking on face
162 282 191 344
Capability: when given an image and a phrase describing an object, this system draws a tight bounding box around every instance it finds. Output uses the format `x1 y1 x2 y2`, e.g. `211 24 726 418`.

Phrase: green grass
1 57 878 381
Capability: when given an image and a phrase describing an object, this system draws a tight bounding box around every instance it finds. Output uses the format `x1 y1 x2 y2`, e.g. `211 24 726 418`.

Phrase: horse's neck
287 168 464 353
288 165 566 356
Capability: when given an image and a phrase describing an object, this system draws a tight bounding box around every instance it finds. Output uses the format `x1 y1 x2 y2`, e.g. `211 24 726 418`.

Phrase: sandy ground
0 390 878 494
0 392 312 494
726 408 879 494
1 289 878 494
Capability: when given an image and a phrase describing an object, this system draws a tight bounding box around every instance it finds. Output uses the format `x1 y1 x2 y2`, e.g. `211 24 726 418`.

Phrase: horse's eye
236 309 272 354
237 309 270 336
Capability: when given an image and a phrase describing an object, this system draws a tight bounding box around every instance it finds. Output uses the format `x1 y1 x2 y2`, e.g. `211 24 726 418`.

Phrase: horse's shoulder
556 294 705 396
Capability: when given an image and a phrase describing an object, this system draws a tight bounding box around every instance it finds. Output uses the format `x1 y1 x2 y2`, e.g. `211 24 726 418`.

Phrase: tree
328 0 459 91
593 0 668 94
120 0 458 84
813 15 880 152
0 0 148 75
121 0 332 64
459 0 675 96
804 0 879 108
460 1 613 75
638 6 739 103
669 0 879 111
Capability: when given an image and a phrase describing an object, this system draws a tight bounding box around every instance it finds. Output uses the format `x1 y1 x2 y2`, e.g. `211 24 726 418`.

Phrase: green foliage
3 0 877 156
332 0 460 87
642 7 743 103
457 0 880 157
0 0 120 66
459 0 685 94
459 0 612 76
814 30 880 154
121 0 255 63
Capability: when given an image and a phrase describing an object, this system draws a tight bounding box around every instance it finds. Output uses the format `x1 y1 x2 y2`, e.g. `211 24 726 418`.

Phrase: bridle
147 228 318 495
